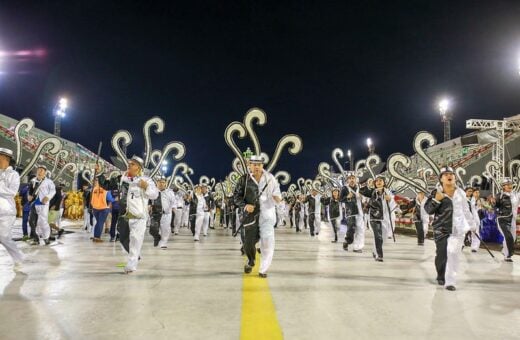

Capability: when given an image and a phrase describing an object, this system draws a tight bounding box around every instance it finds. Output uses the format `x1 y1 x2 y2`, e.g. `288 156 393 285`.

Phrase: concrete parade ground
0 219 519 340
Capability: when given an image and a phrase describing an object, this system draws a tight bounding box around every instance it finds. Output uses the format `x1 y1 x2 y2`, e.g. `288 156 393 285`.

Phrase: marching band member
340 172 365 252
424 166 475 290
149 176 175 249
233 155 281 277
492 178 520 262
0 147 25 265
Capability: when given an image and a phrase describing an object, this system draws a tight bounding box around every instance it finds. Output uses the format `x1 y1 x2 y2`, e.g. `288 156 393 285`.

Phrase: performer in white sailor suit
115 155 158 274
188 185 207 241
172 187 184 235
149 176 175 249
0 147 25 265
31 164 56 245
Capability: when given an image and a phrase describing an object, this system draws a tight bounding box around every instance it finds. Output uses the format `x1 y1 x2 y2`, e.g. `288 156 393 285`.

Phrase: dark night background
1 1 520 183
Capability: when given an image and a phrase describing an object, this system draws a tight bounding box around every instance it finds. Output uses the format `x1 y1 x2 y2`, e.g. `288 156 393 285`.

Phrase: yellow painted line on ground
240 254 283 340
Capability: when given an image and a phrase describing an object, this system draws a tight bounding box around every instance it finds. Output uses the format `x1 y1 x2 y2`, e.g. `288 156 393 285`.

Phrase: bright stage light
438 98 450 115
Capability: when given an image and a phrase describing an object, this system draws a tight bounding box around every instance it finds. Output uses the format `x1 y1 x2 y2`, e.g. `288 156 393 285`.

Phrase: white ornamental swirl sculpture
13 118 63 179
224 108 302 179
110 117 186 179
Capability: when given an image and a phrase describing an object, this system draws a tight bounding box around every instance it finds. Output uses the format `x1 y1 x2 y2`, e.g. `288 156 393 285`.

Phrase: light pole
347 149 353 170
438 98 452 142
366 138 374 155
53 97 68 137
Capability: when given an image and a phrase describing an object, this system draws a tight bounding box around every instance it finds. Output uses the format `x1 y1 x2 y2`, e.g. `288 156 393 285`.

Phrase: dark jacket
359 186 386 221
304 194 325 214
424 189 453 240
339 185 360 216
189 194 201 215
149 191 163 217
233 174 260 226
49 187 62 211
495 192 513 218
323 197 341 219
402 198 421 222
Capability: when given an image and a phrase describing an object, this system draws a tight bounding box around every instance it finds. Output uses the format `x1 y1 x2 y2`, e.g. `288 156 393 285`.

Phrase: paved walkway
0 220 519 339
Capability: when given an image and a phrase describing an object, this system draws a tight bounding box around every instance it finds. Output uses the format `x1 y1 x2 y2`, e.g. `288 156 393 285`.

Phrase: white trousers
352 215 365 250
382 219 393 239
83 207 91 230
173 208 183 233
182 207 189 227
58 208 64 229
35 204 51 240
209 209 215 228
470 230 481 251
0 215 24 263
202 212 210 236
313 213 322 234
298 210 305 230
194 213 204 240
126 218 147 271
159 213 172 247
445 234 463 287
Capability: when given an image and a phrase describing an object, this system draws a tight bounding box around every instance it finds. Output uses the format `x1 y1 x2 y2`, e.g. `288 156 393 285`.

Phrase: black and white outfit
340 184 365 251
322 195 342 242
304 193 324 237
494 190 520 261
233 169 281 275
424 187 474 288
149 187 175 248
403 195 429 245
293 198 304 232
360 186 396 261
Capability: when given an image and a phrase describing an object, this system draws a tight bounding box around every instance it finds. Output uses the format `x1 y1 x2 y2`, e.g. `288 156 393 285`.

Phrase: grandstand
0 113 118 189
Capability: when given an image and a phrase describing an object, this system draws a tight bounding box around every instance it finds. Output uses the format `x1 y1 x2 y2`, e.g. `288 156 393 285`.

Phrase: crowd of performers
0 146 518 290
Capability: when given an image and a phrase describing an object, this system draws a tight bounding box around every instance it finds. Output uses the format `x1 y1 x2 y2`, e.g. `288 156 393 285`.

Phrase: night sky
1 1 520 183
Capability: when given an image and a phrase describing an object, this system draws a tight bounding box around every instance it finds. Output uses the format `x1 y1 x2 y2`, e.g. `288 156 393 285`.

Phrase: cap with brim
345 171 357 178
501 177 513 186
439 166 455 177
156 175 167 181
36 164 47 170
129 155 144 168
0 147 14 158
249 155 264 163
